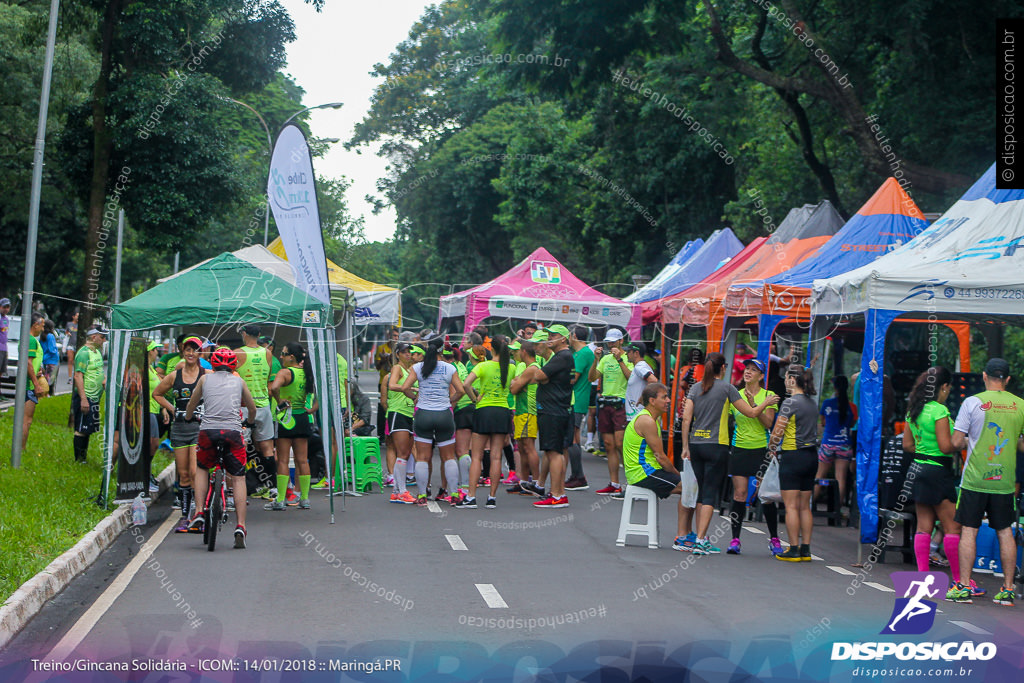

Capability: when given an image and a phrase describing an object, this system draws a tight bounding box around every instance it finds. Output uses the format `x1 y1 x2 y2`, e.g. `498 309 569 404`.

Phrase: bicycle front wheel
207 469 224 552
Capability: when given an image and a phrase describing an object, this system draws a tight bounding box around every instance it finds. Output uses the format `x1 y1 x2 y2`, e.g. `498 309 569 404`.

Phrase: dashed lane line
864 581 895 593
445 534 468 551
475 583 509 608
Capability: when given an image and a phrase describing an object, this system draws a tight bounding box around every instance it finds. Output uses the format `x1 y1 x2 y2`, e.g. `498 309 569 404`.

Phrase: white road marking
950 620 992 635
445 534 468 551
810 554 823 561
475 583 508 608
426 500 442 514
827 565 856 576
48 513 177 661
864 581 895 593
743 526 765 535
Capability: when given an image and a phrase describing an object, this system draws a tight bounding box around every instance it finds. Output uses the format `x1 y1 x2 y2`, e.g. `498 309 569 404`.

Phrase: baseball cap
408 345 425 355
530 329 550 342
603 328 624 343
147 341 161 352
182 336 203 349
201 338 217 349
508 340 521 351
258 335 274 346
86 325 108 337
985 358 1011 379
743 358 767 375
547 324 570 339
0 298 10 307
626 341 646 355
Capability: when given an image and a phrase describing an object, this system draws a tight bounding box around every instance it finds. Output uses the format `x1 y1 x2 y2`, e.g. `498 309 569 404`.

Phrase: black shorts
72 396 101 435
473 405 511 435
377 401 387 442
413 408 456 447
955 488 1017 530
908 460 957 506
779 448 818 491
169 419 200 448
690 443 729 506
387 411 414 435
196 429 247 477
538 411 573 453
278 415 311 440
454 404 475 431
633 470 681 499
730 446 768 478
589 385 598 408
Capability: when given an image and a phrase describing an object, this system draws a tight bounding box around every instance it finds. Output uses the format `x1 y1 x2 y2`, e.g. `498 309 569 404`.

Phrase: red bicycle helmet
210 347 238 370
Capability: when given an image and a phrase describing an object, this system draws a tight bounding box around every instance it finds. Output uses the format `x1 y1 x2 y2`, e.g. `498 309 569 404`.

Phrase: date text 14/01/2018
198 658 403 672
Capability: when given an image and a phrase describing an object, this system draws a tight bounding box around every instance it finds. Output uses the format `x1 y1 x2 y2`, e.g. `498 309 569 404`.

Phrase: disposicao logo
531 261 561 284
831 571 997 662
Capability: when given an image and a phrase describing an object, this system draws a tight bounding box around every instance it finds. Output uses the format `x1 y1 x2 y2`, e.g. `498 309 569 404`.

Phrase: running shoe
173 488 183 510
534 495 569 508
520 481 545 497
486 497 497 509
311 478 330 490
768 537 784 556
262 487 278 500
226 495 235 512
727 539 741 555
391 491 416 504
595 484 620 496
234 525 246 549
298 499 311 510
946 582 973 603
264 500 286 511
506 483 524 495
456 496 478 509
406 475 417 487
564 477 590 491
173 516 190 533
610 488 625 501
415 494 429 506
993 588 1015 606
968 580 987 598
693 539 721 556
672 533 697 552
583 441 597 453
149 477 160 494
449 490 462 506
251 486 270 499
928 553 949 568
435 487 449 502
286 489 300 506
383 474 395 488
502 472 520 485
187 515 205 534
800 545 812 562
775 546 803 562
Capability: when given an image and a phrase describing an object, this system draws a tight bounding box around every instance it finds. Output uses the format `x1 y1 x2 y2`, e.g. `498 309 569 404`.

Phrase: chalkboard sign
879 435 913 509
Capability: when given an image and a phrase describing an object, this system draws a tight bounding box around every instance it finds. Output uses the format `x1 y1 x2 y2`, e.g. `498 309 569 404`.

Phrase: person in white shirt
625 342 657 420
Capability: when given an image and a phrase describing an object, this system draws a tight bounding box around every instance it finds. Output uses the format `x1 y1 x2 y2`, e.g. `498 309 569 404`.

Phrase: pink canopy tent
438 247 642 337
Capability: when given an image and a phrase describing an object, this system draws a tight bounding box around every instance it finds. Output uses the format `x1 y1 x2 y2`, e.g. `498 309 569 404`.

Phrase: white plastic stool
615 485 660 549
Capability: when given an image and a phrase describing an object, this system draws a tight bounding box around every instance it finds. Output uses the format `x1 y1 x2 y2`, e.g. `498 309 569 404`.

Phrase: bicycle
202 462 229 552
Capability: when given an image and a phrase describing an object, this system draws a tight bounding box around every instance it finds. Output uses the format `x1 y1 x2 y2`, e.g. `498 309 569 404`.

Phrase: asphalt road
1 370 1022 681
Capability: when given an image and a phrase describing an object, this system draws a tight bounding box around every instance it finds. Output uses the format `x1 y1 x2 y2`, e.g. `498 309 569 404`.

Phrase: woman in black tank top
153 337 207 531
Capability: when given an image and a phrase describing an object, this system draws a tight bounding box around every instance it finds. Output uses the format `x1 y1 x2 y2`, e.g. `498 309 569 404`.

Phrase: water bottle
131 493 147 526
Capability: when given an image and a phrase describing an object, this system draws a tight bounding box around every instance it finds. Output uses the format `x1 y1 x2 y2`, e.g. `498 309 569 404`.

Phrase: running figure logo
881 572 948 635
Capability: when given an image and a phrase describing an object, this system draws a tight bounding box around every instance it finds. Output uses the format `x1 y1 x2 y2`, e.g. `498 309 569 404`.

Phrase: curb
0 461 177 650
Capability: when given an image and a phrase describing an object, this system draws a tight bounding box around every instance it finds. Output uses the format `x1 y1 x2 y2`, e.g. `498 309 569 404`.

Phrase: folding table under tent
812 162 1024 543
625 228 745 325
437 247 643 338
103 252 351 513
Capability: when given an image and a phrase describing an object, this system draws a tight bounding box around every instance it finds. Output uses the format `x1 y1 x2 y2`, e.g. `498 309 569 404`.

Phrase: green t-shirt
157 352 180 375
74 345 104 400
473 360 512 409
454 361 473 410
573 345 595 414
624 409 659 485
958 390 1024 494
336 353 349 409
269 356 282 382
597 353 632 398
513 361 539 415
149 366 161 414
387 365 415 418
235 345 271 407
908 401 951 463
278 366 310 414
730 388 776 449
28 335 42 377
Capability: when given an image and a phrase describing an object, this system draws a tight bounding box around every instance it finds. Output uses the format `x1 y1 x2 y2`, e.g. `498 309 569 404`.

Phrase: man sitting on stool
623 382 680 499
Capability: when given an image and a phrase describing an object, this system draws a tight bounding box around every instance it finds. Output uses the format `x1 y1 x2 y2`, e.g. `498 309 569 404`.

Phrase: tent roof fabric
660 237 768 325
813 163 1024 316
624 239 703 303
762 179 928 319
628 229 745 324
267 237 399 294
112 252 331 330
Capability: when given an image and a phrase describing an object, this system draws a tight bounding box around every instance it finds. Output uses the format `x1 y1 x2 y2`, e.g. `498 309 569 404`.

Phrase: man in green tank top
235 324 275 459
623 382 680 499
949 358 1024 606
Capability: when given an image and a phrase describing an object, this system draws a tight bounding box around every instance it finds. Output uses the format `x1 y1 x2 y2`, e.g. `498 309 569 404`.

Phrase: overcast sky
281 0 435 243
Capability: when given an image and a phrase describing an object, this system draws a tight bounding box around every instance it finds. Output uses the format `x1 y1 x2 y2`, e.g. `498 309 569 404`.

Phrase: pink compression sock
914 533 931 572
944 534 961 584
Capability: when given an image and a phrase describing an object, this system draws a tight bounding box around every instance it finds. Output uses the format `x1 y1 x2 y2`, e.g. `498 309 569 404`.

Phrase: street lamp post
221 99 343 246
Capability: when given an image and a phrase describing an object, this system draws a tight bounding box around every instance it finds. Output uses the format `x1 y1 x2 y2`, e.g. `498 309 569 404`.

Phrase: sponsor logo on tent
582 306 590 315
562 305 570 314
496 301 504 309
941 235 1024 262
896 280 948 305
303 310 321 324
531 261 561 284
354 307 380 319
531 303 538 311
602 308 609 316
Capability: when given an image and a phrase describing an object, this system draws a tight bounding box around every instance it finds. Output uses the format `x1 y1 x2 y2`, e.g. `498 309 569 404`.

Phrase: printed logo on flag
496 301 504 309
531 261 561 284
531 303 538 311
302 310 321 324
582 306 590 315
602 308 610 316
562 305 570 314
881 572 947 635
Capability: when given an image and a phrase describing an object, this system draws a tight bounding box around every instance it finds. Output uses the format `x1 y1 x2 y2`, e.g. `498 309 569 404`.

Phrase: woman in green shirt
387 343 418 504
902 366 964 587
460 335 514 509
20 314 47 452
266 342 317 510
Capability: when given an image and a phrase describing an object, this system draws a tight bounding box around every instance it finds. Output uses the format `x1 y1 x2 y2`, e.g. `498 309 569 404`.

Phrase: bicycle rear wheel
207 469 224 552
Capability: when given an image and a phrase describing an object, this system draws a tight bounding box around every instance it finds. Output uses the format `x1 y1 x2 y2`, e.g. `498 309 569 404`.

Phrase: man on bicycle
185 348 257 548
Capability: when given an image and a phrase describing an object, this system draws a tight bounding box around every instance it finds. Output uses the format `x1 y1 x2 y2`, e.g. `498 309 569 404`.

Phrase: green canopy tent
104 252 350 517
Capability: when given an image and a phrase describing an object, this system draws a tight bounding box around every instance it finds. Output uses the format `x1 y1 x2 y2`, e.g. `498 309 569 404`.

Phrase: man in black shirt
512 324 574 508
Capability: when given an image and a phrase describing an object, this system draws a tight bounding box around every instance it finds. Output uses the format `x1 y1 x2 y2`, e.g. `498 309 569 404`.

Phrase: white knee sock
458 454 471 488
444 459 459 493
415 460 430 493
394 458 408 494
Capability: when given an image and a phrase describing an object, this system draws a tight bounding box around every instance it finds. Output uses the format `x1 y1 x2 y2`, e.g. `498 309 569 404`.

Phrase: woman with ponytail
770 366 819 562
400 337 467 505
266 341 317 511
814 376 857 508
386 343 418 504
680 351 779 555
902 366 972 594
458 335 514 509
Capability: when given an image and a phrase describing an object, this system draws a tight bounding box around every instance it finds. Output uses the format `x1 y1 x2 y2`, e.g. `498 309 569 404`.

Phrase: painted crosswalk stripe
743 526 765 535
827 565 856 576
445 534 468 551
426 500 442 514
864 581 895 593
475 583 508 608
810 554 823 561
950 620 992 635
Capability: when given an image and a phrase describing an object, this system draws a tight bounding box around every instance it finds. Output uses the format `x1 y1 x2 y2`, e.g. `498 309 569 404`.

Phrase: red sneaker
533 495 569 508
595 484 620 496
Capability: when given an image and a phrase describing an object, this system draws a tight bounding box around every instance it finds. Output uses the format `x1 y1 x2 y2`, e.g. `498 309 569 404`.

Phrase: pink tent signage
438 247 642 337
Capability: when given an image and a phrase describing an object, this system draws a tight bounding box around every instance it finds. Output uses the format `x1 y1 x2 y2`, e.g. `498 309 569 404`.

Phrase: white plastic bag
680 459 698 509
759 457 782 503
